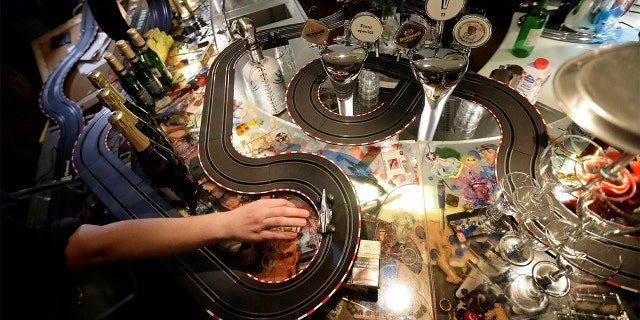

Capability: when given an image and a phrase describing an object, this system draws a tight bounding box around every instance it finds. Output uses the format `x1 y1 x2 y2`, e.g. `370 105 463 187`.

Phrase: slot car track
197 23 361 318
68 9 640 320
40 4 97 179
286 54 423 145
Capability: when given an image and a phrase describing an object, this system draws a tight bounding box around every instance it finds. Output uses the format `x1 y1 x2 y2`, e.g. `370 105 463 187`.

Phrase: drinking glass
532 226 622 298
521 135 607 210
408 47 469 141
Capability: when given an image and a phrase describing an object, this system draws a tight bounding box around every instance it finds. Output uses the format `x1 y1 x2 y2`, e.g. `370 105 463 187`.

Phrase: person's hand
215 198 310 242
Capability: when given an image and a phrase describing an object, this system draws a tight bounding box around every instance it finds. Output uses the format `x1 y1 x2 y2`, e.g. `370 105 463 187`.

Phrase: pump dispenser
237 18 286 115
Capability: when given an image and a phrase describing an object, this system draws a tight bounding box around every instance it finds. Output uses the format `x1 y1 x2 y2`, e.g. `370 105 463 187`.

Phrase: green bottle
127 28 173 87
116 40 166 98
87 70 157 119
97 88 173 151
512 0 549 58
103 52 156 112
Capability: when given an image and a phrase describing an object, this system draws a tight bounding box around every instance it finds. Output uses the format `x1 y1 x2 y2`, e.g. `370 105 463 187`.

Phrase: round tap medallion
350 12 383 43
393 21 427 50
425 0 465 21
453 14 492 48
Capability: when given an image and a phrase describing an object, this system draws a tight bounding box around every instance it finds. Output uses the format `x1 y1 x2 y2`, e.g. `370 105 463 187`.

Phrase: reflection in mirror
400 97 500 142
318 69 399 116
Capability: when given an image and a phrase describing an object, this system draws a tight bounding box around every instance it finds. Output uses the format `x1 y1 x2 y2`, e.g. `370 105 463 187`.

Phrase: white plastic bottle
515 58 552 105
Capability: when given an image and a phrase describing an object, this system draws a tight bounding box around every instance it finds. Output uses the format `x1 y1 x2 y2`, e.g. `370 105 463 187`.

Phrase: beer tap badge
350 12 383 43
453 15 492 48
426 0 465 21
393 21 427 50
301 20 330 45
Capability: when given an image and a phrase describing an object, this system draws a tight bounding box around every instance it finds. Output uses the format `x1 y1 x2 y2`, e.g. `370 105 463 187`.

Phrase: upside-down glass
518 135 608 212
408 47 469 141
478 172 548 266
532 222 622 298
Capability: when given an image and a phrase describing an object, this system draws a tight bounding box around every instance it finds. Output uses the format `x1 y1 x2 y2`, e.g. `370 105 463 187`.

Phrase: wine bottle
97 88 173 151
127 28 173 87
108 111 198 213
512 0 549 58
88 70 156 124
103 52 156 112
116 40 166 98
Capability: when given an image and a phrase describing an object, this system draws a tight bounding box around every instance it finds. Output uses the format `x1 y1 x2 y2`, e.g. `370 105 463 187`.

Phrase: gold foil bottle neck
87 70 108 87
88 70 127 104
108 111 150 152
116 40 137 61
104 52 126 74
127 28 147 49
97 88 138 125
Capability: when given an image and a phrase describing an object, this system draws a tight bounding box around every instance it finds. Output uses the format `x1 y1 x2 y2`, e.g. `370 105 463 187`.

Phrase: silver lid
554 41 640 154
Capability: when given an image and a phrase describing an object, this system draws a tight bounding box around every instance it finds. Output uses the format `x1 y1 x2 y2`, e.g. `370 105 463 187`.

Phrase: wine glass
532 225 622 298
316 12 382 116
506 273 549 315
547 181 640 253
319 44 368 116
575 168 640 237
477 172 539 234
484 172 556 265
497 194 554 266
518 135 608 212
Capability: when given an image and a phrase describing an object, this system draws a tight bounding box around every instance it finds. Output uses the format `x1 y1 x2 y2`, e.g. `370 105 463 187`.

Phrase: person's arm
65 198 309 270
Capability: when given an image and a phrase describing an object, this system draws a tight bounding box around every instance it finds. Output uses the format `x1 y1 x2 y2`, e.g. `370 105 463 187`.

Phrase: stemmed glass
478 172 550 266
535 135 639 244
505 227 621 316
530 220 622 298
518 134 608 212
572 151 640 238
390 20 469 142
477 172 535 235
408 47 469 141
506 273 550 315
319 44 368 116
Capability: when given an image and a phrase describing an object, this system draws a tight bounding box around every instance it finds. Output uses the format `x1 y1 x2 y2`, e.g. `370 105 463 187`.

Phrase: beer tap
425 0 465 48
301 12 382 116
393 2 491 142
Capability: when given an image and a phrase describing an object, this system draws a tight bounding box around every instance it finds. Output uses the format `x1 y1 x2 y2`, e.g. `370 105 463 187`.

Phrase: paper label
350 13 383 43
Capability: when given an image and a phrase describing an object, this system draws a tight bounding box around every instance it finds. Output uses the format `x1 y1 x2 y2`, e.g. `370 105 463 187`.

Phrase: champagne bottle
512 0 549 58
103 52 156 112
127 28 173 87
116 40 166 98
88 70 156 124
97 88 173 151
108 111 198 213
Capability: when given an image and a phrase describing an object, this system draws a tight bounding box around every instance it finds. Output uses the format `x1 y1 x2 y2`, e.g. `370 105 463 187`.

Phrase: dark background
1 0 82 194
